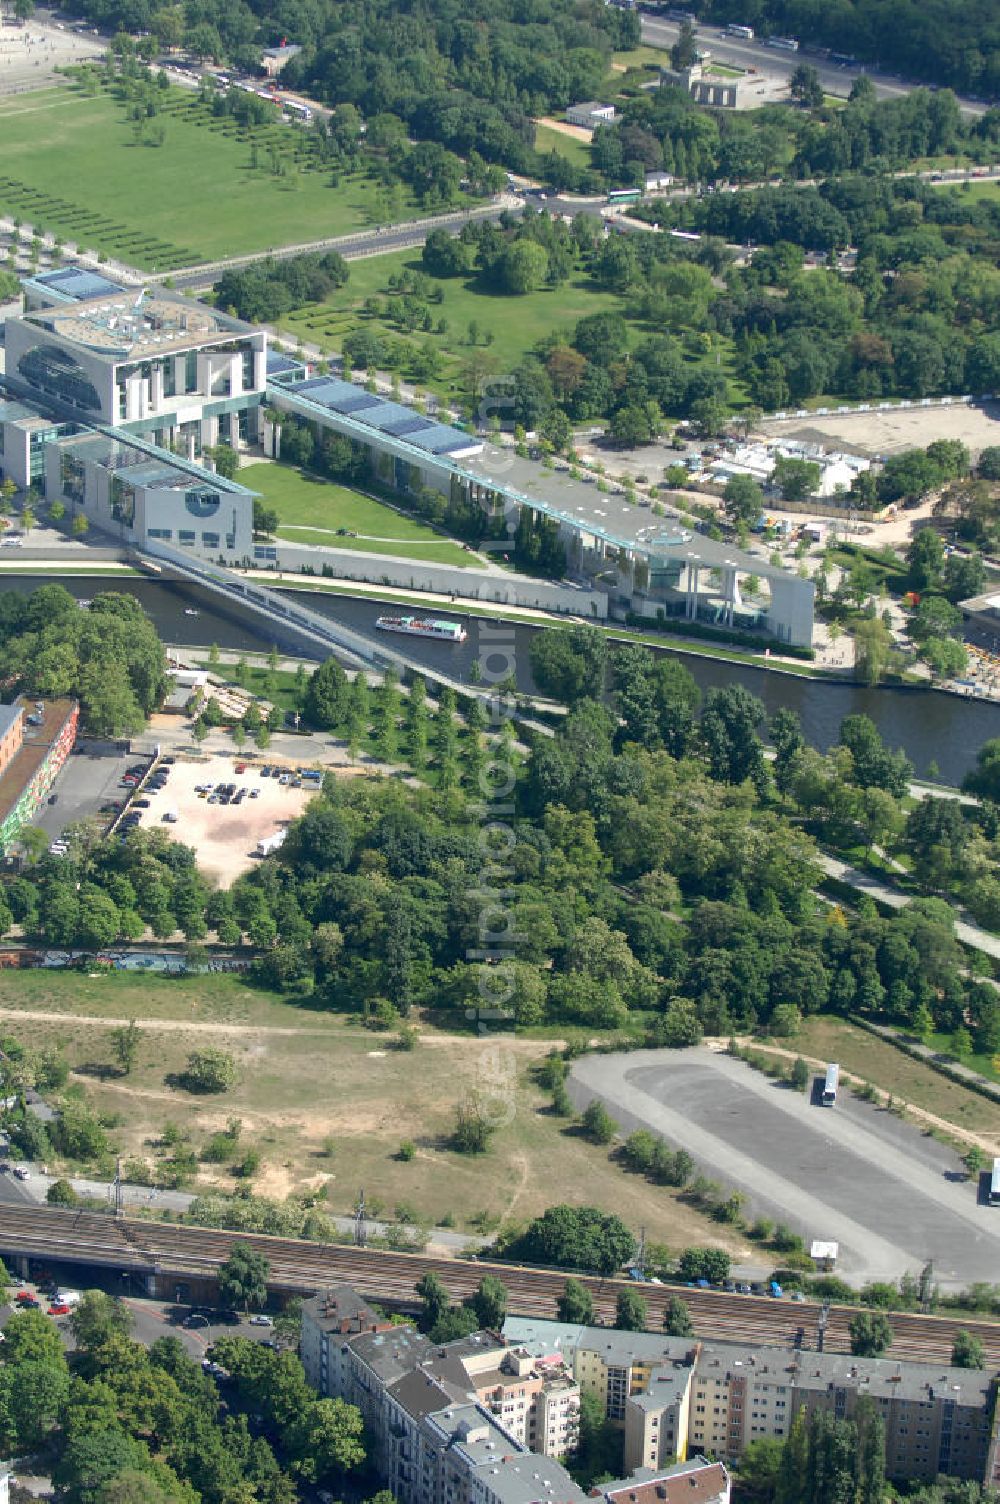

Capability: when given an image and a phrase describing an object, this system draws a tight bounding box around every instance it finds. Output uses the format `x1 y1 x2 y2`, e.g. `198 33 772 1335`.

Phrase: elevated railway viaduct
0 1204 996 1367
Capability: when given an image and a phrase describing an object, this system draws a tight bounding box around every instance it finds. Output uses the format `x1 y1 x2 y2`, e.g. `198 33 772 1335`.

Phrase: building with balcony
300 1286 395 1401
303 1301 722 1504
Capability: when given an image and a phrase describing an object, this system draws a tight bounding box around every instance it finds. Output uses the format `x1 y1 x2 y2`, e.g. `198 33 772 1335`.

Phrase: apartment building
503 1322 697 1433
503 1320 1000 1489
299 1286 394 1401
599 1459 730 1504
302 1302 723 1504
0 697 78 854
321 1320 580 1465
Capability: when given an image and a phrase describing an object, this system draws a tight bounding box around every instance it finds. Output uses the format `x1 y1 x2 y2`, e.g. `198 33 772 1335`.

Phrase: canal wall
261 542 608 619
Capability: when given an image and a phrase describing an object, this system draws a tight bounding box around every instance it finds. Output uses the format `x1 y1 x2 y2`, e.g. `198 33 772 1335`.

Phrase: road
166 199 520 291
638 15 990 116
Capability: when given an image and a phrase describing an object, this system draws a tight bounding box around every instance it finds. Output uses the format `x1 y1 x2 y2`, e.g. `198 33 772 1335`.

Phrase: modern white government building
0 266 814 646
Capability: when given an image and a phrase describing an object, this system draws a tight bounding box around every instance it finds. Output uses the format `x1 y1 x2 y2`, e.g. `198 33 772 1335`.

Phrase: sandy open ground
131 753 314 885
0 20 104 96
762 400 1000 459
536 116 594 142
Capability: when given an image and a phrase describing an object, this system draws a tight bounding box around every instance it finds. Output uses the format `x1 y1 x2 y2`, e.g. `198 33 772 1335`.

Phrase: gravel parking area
570 1046 1000 1286
130 754 314 885
761 400 1000 460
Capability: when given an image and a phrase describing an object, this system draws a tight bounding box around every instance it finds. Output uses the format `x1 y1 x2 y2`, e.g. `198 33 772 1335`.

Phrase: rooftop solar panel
362 400 433 434
266 351 302 375
336 391 381 413
379 413 434 437
413 424 482 454
37 267 125 300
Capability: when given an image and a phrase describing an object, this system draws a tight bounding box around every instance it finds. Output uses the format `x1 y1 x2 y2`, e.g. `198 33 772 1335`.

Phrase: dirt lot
132 754 313 885
536 115 594 142
0 972 745 1252
761 399 1000 460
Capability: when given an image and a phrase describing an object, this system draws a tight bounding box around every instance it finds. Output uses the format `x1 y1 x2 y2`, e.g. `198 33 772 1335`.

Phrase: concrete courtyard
570 1046 1000 1287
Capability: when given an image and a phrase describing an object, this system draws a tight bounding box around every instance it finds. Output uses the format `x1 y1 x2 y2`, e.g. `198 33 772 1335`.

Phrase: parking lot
570 1047 1000 1286
33 746 148 846
127 753 315 884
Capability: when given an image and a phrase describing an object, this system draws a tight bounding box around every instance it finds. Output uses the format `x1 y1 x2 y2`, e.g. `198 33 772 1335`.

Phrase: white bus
766 35 799 51
822 1063 840 1107
725 23 754 39
990 1157 1000 1205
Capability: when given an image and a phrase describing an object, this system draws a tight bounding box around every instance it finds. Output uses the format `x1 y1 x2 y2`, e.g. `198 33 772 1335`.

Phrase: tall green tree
557 1278 594 1325
218 1243 270 1312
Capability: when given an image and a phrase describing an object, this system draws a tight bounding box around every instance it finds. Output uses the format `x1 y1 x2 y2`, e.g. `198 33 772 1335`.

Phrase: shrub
180 1049 237 1094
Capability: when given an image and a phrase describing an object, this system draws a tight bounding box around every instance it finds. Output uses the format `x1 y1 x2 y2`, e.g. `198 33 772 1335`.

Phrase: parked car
248 1314 273 1326
48 1303 72 1317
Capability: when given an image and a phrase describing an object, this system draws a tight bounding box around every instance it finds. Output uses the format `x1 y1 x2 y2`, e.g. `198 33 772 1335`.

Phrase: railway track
0 1203 996 1367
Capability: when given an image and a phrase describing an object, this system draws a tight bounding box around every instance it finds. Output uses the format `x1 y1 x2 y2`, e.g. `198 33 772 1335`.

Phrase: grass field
0 971 743 1251
613 45 670 70
246 462 483 568
533 123 593 169
0 85 422 268
785 1016 1000 1143
280 250 634 409
931 179 1000 202
277 248 750 412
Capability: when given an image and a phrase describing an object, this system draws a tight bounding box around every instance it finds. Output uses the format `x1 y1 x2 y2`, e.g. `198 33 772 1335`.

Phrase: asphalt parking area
570 1046 1000 1285
31 748 148 842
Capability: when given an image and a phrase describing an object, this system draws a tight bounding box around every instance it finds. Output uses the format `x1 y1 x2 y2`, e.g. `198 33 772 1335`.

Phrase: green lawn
281 248 749 412
931 178 1000 202
247 462 483 568
279 249 627 407
0 84 424 269
533 123 593 169
613 45 669 69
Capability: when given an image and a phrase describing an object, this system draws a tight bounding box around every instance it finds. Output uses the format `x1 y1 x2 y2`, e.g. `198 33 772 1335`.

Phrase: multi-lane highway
638 15 989 116
1 1203 998 1367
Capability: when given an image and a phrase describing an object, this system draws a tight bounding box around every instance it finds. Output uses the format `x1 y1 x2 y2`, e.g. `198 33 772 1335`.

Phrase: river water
9 575 999 785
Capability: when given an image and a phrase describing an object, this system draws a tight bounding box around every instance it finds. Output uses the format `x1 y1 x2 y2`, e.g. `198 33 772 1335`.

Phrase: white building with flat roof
566 101 616 127
5 286 267 460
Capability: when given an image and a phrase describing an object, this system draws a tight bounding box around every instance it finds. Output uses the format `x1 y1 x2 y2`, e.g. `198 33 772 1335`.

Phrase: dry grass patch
788 1016 1000 1144
0 971 745 1249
